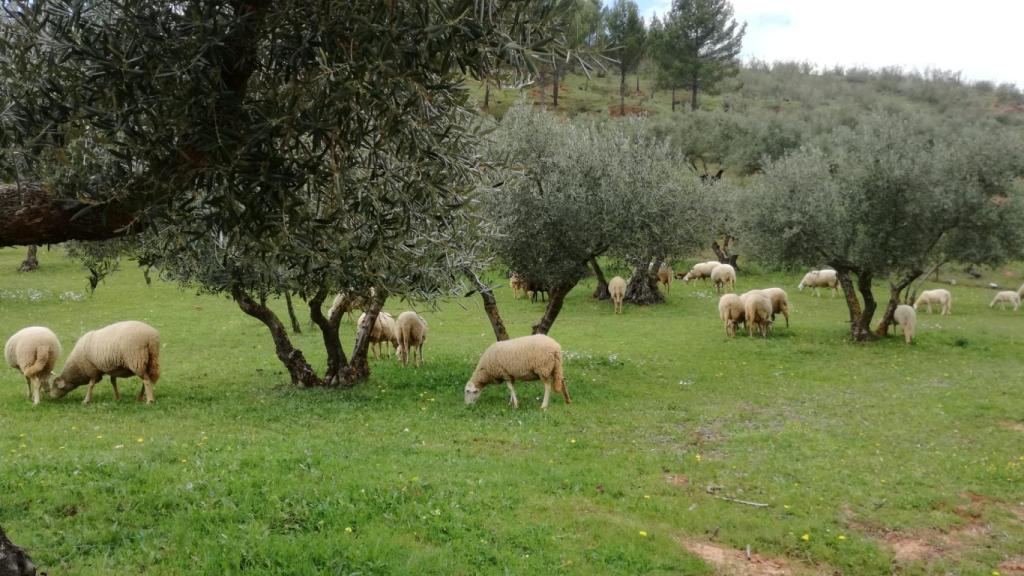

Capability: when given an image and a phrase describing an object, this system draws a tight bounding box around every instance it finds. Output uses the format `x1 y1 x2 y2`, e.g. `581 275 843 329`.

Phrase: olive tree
735 113 1024 341
0 0 585 386
484 104 709 333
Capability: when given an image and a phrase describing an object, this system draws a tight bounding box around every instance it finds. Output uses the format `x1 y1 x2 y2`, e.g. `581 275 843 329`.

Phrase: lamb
989 290 1020 311
658 263 673 294
741 290 773 338
682 261 720 284
710 263 736 294
51 320 161 404
914 289 952 315
510 273 526 301
758 287 791 327
893 304 917 344
609 276 627 314
5 326 62 405
464 334 570 410
395 311 428 367
717 294 745 338
798 269 839 297
357 311 399 359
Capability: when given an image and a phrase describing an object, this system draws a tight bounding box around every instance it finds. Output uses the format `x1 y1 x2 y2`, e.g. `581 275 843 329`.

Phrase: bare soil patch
1000 420 1024 433
678 539 792 576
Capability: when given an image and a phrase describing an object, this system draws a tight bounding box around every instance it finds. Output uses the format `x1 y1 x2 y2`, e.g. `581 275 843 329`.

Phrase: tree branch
0 183 140 247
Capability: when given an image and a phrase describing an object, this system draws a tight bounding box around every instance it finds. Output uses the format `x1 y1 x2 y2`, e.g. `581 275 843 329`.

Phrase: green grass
2 248 1023 575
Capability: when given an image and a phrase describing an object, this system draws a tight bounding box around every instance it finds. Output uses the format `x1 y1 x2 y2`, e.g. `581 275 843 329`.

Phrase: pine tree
606 0 646 115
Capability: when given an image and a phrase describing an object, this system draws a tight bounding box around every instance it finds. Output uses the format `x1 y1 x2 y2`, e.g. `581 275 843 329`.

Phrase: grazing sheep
758 287 791 328
609 276 627 314
682 261 720 284
914 289 952 315
990 290 1020 311
658 263 673 294
5 326 61 405
464 334 570 410
798 269 839 297
510 273 526 301
357 311 399 359
710 264 736 294
741 291 773 338
717 294 745 338
395 311 428 367
893 304 917 344
51 320 161 404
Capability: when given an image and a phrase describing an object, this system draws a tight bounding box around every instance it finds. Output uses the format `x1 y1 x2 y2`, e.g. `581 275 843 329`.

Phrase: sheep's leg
561 381 571 404
506 381 519 409
25 377 31 399
83 378 100 405
30 377 42 405
541 380 551 410
137 382 146 402
416 344 423 368
111 377 121 401
142 378 155 404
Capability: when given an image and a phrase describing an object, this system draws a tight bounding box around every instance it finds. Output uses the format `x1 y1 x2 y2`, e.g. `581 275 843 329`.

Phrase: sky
634 0 1024 88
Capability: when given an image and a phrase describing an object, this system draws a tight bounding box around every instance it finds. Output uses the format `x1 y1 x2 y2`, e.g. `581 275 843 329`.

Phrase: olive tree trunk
624 259 665 305
17 245 38 272
590 257 610 300
532 282 574 335
465 271 510 341
837 269 877 342
875 271 921 337
233 288 323 387
284 291 302 334
0 525 37 576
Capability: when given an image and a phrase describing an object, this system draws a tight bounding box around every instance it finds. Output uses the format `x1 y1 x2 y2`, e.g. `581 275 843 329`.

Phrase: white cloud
634 0 1022 87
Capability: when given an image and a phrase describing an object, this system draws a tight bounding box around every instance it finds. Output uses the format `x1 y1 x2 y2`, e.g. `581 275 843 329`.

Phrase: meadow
1 247 1023 575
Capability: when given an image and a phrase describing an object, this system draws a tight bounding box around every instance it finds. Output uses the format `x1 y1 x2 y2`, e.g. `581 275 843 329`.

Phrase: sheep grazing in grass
5 326 61 405
682 261 719 284
658 263 673 294
51 320 160 404
717 294 745 338
357 311 399 359
711 263 736 294
990 290 1020 311
741 291 773 338
758 287 791 328
798 269 839 297
893 304 917 344
609 276 627 314
914 289 952 315
464 334 569 410
510 273 526 300
395 311 428 367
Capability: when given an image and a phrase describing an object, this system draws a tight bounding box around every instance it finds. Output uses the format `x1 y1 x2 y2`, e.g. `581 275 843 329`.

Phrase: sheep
741 290 773 338
682 261 720 284
395 311 428 367
989 290 1020 311
798 269 839 297
758 287 791 328
893 304 917 344
914 288 952 315
357 311 399 359
658 263 673 294
5 326 61 405
609 276 627 314
51 320 160 405
510 273 526 301
464 334 570 410
710 263 736 294
717 294 745 338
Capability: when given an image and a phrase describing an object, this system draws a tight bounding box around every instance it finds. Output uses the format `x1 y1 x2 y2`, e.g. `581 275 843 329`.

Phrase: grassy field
1 247 1023 575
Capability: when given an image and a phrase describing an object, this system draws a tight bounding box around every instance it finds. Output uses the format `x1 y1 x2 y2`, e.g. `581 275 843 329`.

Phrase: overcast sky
634 0 1023 88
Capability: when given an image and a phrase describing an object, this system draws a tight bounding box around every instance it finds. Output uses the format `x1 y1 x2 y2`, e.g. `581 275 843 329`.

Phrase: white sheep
914 289 952 315
609 276 627 314
51 320 161 404
990 290 1020 311
741 290 773 338
464 334 570 410
357 311 399 359
682 261 720 284
658 263 673 294
893 304 917 344
395 311 428 367
798 269 839 297
717 294 745 338
758 287 791 328
711 263 736 294
5 326 62 405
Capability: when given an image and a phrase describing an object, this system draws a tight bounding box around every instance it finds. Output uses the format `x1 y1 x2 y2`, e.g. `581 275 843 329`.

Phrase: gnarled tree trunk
875 271 921 337
0 525 37 576
234 288 323 387
590 257 610 300
466 271 510 341
837 269 877 342
532 282 574 335
284 291 302 334
17 245 38 272
624 259 665 305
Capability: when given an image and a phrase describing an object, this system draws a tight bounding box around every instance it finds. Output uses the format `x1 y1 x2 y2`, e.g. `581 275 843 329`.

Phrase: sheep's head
464 381 482 405
49 376 73 398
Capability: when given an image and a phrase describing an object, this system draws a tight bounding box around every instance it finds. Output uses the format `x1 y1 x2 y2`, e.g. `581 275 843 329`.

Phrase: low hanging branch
0 183 140 247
